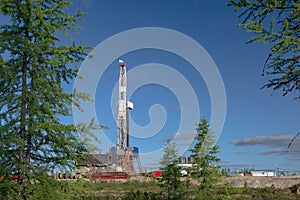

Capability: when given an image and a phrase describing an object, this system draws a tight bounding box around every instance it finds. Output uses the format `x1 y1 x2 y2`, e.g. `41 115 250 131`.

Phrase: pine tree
189 117 220 197
0 1 100 199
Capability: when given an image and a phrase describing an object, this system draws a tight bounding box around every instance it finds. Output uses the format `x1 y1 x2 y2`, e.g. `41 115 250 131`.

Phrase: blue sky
68 0 300 172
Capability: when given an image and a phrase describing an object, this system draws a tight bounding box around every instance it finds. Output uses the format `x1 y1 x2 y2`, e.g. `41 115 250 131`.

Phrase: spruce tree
0 0 99 199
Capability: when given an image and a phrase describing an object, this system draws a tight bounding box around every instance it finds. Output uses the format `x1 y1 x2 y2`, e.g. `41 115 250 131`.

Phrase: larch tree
189 117 220 197
228 0 300 99
0 0 100 199
159 141 184 200
159 141 179 169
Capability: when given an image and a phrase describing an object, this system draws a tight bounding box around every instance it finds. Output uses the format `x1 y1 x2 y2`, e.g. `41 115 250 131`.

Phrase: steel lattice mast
115 60 141 174
116 59 127 150
116 60 130 150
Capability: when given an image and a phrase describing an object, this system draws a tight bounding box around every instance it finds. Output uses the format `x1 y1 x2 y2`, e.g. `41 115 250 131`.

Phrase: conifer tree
228 0 300 98
189 117 220 197
159 141 184 200
0 0 100 199
159 141 179 169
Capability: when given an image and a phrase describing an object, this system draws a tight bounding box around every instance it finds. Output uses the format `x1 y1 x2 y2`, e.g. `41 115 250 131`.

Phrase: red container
154 171 162 177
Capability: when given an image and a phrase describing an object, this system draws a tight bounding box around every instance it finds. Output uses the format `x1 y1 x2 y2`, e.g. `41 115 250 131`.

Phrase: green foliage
25 175 93 200
0 178 19 200
189 117 221 197
0 0 101 199
159 142 184 199
159 141 179 169
121 191 162 200
0 176 94 200
243 180 250 194
228 0 300 98
159 164 185 200
20 179 297 200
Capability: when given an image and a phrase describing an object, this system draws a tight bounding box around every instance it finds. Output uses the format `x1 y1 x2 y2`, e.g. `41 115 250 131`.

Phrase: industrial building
250 170 276 177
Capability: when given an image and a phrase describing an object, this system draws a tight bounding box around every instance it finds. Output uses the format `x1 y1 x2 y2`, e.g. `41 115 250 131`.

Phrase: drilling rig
114 60 142 174
73 60 142 180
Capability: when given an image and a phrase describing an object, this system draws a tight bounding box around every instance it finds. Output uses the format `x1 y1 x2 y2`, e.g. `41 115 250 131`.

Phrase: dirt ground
222 175 300 189
128 174 300 189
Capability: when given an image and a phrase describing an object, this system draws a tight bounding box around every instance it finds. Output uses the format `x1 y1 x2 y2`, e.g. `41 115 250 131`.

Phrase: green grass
51 178 300 200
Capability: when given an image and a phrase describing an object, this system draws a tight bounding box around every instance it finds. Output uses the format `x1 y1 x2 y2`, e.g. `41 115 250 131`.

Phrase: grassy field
66 178 300 200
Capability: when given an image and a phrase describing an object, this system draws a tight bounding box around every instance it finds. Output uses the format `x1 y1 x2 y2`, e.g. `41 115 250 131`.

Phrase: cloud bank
230 133 300 158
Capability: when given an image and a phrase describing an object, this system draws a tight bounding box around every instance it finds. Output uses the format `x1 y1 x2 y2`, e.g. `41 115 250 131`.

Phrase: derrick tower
116 59 132 150
115 60 141 174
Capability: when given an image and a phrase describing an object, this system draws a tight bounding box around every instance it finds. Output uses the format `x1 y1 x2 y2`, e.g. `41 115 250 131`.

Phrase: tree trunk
19 61 27 200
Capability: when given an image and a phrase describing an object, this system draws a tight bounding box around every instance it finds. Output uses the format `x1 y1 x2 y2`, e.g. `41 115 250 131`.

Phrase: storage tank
188 156 195 164
178 156 186 164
